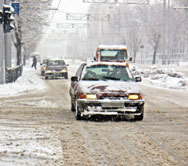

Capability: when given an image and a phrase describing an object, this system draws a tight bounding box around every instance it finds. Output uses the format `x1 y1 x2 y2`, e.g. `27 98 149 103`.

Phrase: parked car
70 62 144 120
40 59 49 76
44 60 68 79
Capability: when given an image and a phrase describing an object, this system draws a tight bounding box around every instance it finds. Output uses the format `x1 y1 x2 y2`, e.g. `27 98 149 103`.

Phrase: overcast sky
36 0 90 59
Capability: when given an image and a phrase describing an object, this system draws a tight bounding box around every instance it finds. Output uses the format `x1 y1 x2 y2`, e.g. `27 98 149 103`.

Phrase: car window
100 50 127 62
48 60 65 66
76 63 86 80
43 59 49 64
81 64 134 81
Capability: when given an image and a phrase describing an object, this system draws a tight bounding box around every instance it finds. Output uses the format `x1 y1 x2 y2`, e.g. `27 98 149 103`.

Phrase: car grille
99 96 128 100
55 69 62 71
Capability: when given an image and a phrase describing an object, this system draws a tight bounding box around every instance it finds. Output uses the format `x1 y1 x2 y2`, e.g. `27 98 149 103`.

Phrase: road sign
11 3 19 15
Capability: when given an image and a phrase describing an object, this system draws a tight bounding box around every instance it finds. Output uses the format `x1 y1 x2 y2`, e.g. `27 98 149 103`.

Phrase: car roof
85 62 128 67
48 59 65 62
97 45 127 49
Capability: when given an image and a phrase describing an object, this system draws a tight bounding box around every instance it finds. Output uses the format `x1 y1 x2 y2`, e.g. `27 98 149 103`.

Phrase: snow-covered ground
0 60 187 165
0 61 187 98
0 66 47 97
0 125 63 166
131 62 188 91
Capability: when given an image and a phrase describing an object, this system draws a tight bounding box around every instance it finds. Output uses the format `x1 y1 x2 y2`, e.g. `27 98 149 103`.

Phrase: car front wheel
75 102 83 120
41 71 45 76
71 103 75 112
134 106 144 121
65 73 68 79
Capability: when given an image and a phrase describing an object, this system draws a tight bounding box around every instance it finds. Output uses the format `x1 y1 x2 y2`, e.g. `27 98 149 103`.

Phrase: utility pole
4 0 12 68
0 0 5 84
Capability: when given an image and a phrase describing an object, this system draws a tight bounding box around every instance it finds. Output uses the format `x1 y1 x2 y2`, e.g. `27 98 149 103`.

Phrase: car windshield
42 59 49 64
81 64 134 81
48 60 65 66
100 49 127 62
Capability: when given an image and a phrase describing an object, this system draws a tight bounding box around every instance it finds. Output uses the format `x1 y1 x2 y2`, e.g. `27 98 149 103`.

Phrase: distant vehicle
70 62 144 120
40 59 49 76
95 45 132 67
44 60 68 79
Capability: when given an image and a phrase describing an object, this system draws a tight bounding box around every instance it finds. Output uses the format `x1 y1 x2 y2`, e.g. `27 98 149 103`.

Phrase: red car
70 62 144 120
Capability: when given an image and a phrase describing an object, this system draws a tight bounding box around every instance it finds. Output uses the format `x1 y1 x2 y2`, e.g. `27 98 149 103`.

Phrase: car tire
65 73 68 79
134 106 144 121
71 103 75 112
41 71 44 76
75 103 82 120
45 76 48 80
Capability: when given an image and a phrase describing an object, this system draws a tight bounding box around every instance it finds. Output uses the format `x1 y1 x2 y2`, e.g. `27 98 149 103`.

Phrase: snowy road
0 70 188 165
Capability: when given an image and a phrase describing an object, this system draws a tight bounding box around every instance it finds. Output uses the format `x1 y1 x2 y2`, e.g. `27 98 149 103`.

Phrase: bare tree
137 5 163 64
11 0 52 65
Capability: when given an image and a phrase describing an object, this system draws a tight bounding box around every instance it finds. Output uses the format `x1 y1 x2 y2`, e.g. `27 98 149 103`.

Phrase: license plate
102 102 124 108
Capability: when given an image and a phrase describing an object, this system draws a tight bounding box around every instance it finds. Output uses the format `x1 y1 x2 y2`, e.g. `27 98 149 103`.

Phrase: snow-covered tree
11 0 52 65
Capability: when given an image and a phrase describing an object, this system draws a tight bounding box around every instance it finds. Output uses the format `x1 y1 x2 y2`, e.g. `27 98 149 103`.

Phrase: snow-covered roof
86 61 128 67
97 45 127 49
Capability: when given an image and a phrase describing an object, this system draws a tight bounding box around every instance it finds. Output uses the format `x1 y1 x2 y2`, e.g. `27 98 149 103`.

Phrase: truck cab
95 45 131 67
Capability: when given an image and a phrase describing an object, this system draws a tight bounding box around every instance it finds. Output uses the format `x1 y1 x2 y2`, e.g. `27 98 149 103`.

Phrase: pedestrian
31 56 37 70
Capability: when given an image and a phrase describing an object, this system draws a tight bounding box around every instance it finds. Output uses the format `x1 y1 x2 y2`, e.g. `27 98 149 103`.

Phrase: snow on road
0 60 187 165
0 125 63 166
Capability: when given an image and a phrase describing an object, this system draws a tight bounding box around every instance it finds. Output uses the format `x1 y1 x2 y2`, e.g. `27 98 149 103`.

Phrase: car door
70 63 86 104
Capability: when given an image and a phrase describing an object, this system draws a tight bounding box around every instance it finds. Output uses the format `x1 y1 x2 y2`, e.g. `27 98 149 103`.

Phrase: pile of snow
0 65 46 97
131 64 188 91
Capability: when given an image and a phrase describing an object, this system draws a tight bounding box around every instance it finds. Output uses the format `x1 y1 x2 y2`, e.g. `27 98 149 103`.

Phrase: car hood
78 80 141 95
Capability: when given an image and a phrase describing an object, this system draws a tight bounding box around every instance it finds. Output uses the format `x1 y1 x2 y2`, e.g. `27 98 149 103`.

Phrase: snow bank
131 64 188 91
0 65 46 97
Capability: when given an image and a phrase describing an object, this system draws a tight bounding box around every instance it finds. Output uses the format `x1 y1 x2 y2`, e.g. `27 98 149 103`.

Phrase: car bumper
45 71 67 77
77 99 144 116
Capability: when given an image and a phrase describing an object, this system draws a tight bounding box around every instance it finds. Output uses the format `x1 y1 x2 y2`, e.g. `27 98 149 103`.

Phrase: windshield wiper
102 76 121 81
82 78 99 81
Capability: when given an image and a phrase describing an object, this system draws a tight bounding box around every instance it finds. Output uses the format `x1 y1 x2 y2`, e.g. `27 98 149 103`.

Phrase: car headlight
46 70 52 73
86 94 97 99
80 94 97 99
128 94 142 100
61 69 67 72
42 66 46 70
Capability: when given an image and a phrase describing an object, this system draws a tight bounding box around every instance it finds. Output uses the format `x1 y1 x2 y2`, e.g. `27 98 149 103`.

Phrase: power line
49 0 62 23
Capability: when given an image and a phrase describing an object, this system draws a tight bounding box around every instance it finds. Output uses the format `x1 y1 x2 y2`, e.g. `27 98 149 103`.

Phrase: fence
134 59 180 65
5 65 23 83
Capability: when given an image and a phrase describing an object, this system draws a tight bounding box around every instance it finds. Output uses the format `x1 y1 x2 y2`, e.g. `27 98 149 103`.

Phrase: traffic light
3 4 15 33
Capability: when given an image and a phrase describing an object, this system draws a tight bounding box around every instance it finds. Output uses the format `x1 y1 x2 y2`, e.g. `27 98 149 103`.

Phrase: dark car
44 60 68 79
70 62 144 120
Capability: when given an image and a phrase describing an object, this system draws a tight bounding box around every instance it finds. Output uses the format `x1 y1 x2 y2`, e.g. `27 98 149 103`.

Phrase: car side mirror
129 57 133 61
135 77 141 82
71 76 78 82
